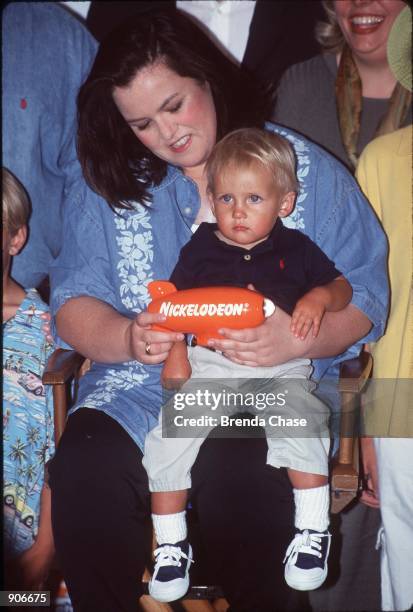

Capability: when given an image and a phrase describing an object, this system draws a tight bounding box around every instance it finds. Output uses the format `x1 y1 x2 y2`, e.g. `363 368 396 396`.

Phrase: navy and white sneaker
148 539 194 603
283 529 331 591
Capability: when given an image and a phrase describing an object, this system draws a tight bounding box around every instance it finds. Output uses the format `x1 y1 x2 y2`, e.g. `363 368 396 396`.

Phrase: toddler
143 129 352 602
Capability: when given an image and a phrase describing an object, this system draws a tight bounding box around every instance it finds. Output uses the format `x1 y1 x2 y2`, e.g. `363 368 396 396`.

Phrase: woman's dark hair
77 9 268 210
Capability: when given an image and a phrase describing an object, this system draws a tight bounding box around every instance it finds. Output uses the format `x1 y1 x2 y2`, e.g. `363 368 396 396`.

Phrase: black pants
50 409 307 612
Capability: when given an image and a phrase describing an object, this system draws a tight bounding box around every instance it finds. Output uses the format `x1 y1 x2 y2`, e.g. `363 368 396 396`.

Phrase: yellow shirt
356 125 413 436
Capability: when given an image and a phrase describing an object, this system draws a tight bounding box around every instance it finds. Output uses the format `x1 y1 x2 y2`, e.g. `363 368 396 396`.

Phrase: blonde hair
315 1 345 53
2 168 31 235
205 128 300 196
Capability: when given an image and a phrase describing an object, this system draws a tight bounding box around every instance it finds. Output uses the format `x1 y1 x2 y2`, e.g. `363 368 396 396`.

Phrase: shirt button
184 207 192 215
244 254 252 261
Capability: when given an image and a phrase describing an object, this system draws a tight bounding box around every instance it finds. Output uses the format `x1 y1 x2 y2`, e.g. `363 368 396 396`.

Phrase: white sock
293 485 330 532
152 511 187 545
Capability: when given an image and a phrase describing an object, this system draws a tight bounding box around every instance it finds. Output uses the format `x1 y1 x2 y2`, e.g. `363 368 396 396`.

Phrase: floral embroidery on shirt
273 129 310 232
77 206 156 410
114 206 154 311
85 365 148 407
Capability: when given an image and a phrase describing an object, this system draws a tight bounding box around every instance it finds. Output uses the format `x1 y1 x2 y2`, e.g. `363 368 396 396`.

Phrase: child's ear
207 189 216 218
278 192 296 218
9 225 27 256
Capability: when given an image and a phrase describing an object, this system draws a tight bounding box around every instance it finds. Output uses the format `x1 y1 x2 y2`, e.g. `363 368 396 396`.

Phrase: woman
49 10 388 611
274 4 411 610
357 8 413 610
273 0 411 170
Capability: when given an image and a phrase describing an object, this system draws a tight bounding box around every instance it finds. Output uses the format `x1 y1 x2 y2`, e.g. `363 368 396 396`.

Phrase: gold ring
145 342 151 355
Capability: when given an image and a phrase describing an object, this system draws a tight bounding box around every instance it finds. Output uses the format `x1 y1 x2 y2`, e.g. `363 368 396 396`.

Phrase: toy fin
148 280 177 299
263 298 276 318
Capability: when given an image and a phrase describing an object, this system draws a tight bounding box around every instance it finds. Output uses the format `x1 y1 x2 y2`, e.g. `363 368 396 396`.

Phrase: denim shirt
50 122 389 451
2 2 97 287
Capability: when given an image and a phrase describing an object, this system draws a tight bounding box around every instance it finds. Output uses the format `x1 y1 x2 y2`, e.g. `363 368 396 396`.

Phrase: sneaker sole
148 579 190 603
148 545 193 603
285 564 328 591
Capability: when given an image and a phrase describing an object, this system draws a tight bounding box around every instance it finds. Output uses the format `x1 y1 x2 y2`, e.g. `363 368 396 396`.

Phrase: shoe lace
153 544 193 570
283 530 330 566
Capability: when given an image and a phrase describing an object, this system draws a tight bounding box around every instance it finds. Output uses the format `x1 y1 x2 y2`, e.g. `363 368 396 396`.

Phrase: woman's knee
49 409 150 549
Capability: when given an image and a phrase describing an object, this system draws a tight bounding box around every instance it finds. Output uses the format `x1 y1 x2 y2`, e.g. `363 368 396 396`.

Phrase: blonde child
3 168 55 588
142 129 352 602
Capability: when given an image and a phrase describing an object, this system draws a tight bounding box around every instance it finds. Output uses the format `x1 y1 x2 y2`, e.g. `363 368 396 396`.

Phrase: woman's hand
57 297 184 364
208 307 306 367
207 283 304 367
125 311 184 364
208 300 371 367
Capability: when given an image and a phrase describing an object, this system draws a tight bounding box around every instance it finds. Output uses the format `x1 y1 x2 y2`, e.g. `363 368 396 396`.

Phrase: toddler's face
209 161 294 250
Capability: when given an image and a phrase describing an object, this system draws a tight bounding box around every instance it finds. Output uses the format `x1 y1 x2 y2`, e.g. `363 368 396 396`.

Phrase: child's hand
16 541 54 590
40 312 54 344
290 295 326 340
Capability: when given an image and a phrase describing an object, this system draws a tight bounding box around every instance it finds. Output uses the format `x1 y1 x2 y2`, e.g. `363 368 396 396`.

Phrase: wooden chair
330 351 373 513
43 348 372 609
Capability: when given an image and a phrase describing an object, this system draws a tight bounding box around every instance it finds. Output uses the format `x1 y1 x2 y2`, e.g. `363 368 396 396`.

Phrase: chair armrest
42 349 87 446
338 351 373 394
331 351 373 513
42 349 86 385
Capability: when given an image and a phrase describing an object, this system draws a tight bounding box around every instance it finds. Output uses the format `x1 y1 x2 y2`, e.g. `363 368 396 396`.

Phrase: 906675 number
0 591 50 607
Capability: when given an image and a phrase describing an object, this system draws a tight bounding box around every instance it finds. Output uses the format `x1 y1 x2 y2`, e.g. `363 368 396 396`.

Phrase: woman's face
334 0 406 63
113 62 217 175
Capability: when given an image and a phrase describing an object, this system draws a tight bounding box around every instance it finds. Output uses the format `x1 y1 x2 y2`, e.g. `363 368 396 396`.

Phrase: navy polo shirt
170 220 342 315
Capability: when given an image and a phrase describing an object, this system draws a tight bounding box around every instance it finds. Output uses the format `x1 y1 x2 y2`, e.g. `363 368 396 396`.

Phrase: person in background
357 7 413 610
274 7 410 611
2 2 97 289
83 0 324 97
3 168 55 590
273 0 411 171
48 10 388 611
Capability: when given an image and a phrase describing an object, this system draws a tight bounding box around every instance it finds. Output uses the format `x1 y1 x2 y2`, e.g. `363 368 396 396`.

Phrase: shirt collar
179 1 256 15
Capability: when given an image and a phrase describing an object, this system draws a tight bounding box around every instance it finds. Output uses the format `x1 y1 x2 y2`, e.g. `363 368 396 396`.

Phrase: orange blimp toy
147 281 276 345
